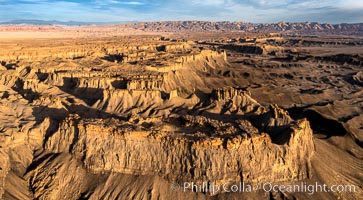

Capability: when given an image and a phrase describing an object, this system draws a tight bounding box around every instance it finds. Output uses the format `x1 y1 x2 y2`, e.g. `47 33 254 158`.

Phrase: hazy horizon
0 0 362 24
1 19 363 25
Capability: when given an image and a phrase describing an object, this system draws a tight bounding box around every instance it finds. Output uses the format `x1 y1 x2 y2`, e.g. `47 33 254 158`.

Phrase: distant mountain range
1 20 362 36
122 21 363 36
0 19 138 26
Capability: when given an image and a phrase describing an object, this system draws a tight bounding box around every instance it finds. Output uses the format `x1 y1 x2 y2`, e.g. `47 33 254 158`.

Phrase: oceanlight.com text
170 182 357 195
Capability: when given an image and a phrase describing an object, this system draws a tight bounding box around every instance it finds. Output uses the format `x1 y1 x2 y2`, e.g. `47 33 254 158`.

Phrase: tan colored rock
1 32 361 200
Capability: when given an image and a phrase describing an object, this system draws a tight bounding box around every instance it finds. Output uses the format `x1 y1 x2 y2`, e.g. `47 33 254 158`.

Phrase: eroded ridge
0 34 361 199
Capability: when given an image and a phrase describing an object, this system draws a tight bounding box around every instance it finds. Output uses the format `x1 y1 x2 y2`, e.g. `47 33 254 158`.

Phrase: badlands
0 22 362 199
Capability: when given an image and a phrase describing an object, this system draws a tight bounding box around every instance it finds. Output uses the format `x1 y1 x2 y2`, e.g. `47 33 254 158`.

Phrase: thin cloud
95 0 144 6
122 1 144 5
0 0 362 23
108 0 144 5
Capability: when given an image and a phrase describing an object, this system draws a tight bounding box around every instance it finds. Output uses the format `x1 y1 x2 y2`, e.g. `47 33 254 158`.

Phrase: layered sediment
0 33 361 199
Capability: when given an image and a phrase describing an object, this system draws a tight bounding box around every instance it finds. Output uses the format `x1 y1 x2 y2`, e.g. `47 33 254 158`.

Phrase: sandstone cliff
1 35 360 200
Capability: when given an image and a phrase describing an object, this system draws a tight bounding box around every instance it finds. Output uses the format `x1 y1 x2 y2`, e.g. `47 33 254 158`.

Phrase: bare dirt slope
0 29 362 199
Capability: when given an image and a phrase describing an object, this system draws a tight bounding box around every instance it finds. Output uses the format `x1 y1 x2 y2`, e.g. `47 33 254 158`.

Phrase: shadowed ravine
0 29 362 200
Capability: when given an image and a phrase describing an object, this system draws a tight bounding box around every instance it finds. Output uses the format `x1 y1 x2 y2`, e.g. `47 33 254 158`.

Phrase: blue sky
0 0 362 23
